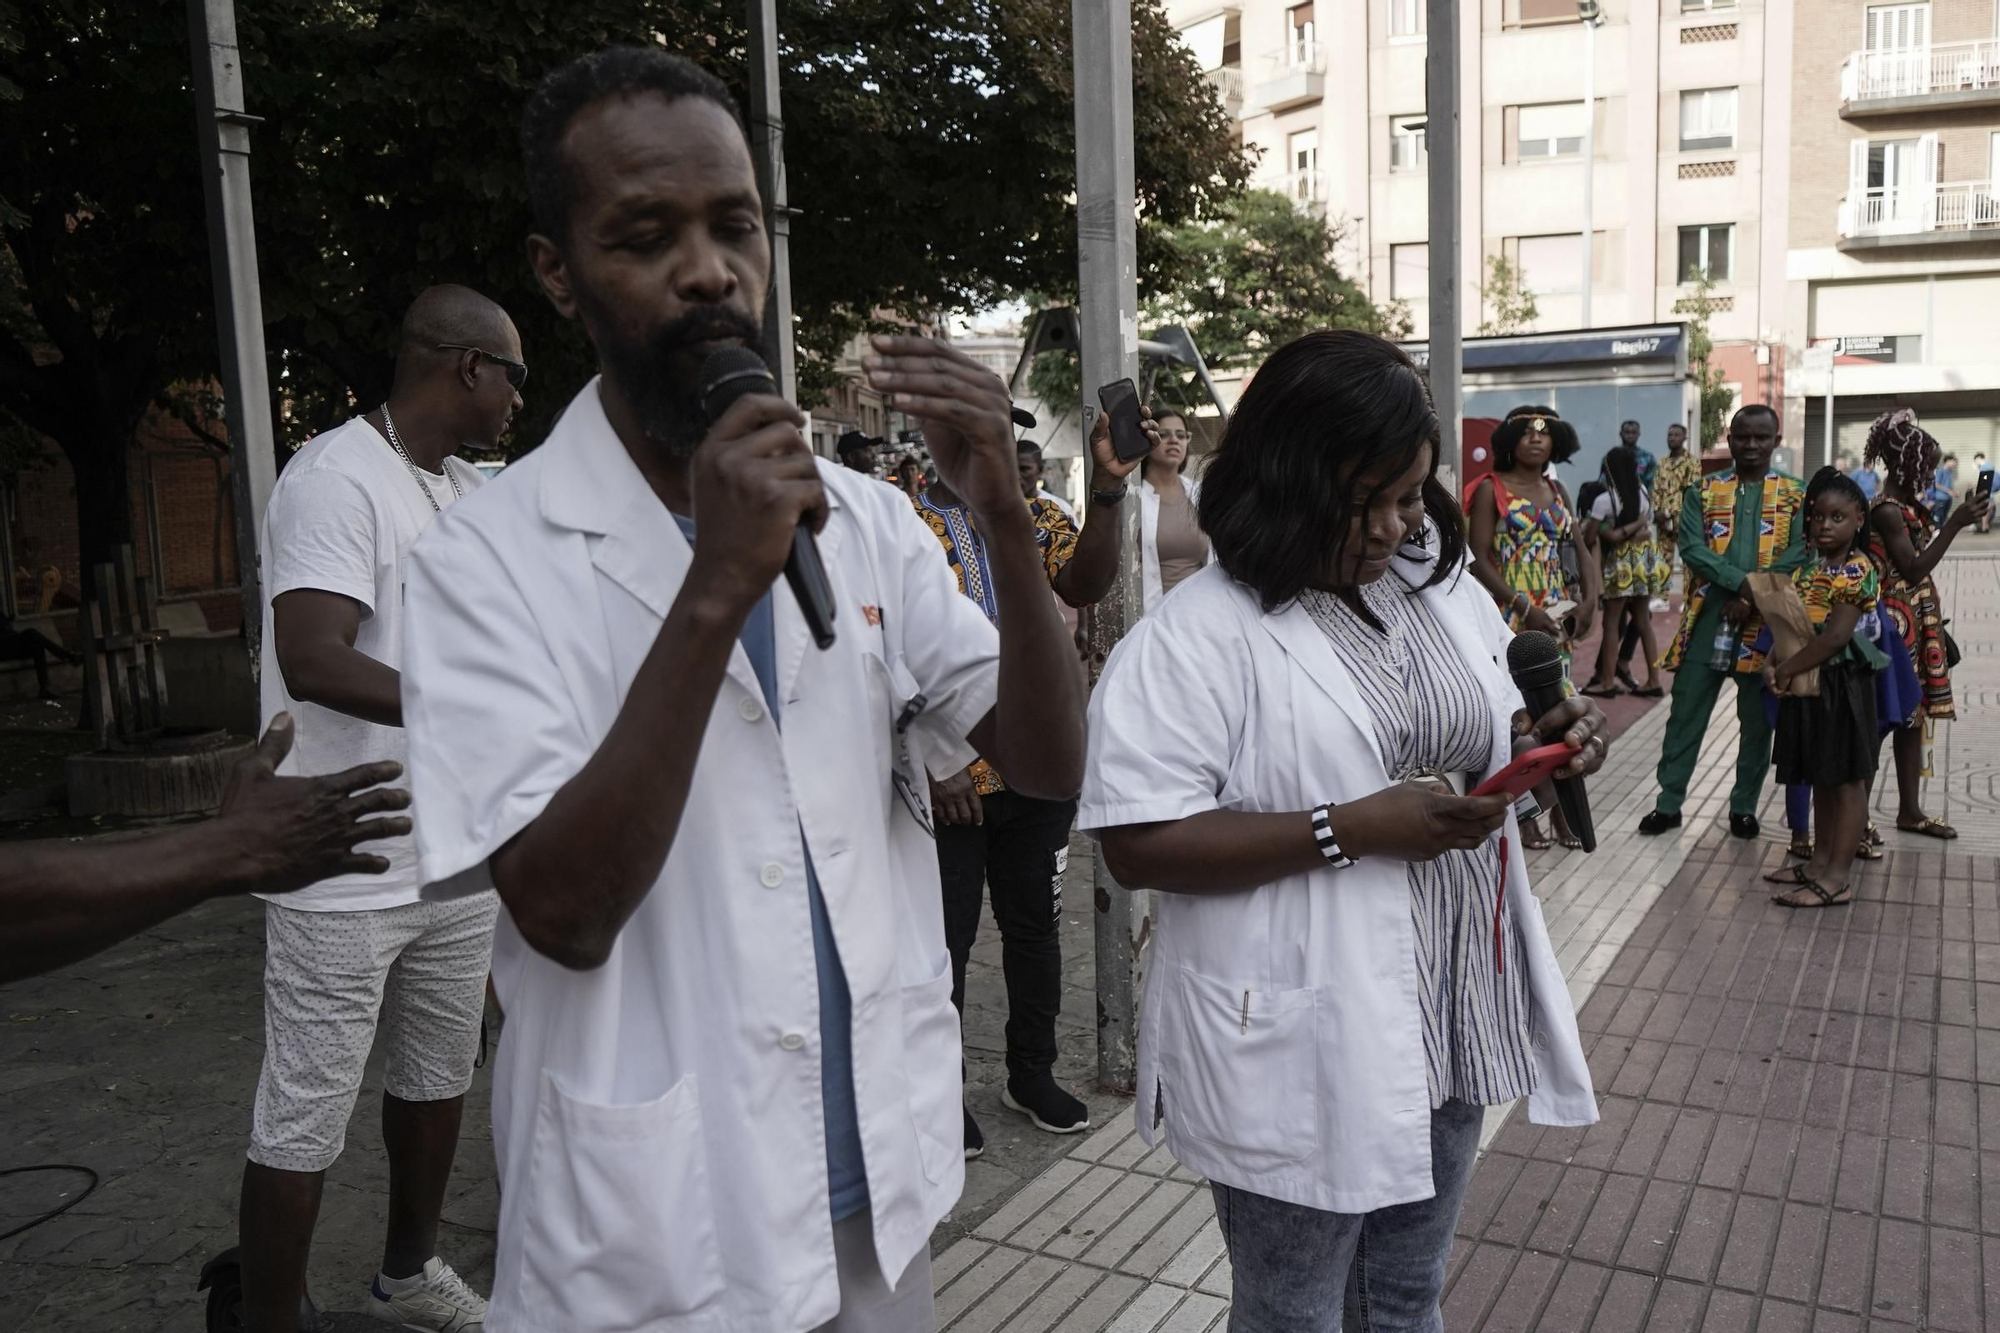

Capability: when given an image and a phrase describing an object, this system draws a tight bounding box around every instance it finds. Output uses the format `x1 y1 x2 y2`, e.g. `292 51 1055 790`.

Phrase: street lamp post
1578 0 1603 328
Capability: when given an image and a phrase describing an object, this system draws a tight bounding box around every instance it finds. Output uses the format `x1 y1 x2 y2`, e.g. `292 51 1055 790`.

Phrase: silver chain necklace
379 404 464 514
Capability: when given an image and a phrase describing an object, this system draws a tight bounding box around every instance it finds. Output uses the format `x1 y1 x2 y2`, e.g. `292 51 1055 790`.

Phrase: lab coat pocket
1163 968 1319 1168
517 1071 724 1326
901 956 963 1184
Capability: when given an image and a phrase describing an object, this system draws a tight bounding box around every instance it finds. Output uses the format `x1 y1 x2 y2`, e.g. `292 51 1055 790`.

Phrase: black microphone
1505 630 1596 853
698 347 836 651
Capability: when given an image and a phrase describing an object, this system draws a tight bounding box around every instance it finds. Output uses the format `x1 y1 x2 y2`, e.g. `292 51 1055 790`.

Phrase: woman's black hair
1489 404 1581 471
1198 329 1460 611
1805 465 1870 557
1603 445 1642 528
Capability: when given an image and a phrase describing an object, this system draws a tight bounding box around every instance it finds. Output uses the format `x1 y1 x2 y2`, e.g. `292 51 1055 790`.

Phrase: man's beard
588 299 769 461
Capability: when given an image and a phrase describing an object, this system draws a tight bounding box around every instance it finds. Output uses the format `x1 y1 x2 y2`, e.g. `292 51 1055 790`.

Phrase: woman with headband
1467 406 1599 849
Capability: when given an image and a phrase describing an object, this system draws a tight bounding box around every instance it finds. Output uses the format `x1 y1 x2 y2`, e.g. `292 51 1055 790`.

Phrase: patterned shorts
249 894 498 1173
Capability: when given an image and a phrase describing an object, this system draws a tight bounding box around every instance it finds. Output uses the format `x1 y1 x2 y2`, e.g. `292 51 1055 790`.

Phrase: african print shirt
913 492 1078 793
1653 452 1702 525
1793 555 1879 630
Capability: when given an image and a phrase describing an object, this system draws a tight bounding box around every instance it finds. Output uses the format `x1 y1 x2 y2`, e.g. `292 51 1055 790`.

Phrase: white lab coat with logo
1079 544 1598 1216
1136 472 1207 609
400 380 1000 1332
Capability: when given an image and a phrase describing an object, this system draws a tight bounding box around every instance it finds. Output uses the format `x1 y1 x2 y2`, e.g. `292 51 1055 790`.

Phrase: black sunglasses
436 343 528 390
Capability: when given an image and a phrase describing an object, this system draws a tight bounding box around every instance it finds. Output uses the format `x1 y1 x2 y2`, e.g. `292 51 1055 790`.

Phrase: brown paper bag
1745 571 1818 697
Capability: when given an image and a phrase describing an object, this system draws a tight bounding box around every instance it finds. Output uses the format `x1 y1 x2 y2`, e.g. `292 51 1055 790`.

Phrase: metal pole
1426 0 1462 463
1579 17 1596 328
187 0 276 678
746 0 797 404
1824 354 1835 476
1074 0 1145 1093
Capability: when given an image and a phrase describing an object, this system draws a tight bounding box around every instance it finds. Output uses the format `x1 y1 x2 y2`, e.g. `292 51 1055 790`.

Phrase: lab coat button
760 863 785 888
739 697 764 722
779 1032 805 1051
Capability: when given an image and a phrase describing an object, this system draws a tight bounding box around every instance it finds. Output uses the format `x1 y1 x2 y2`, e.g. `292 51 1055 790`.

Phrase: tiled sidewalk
942 557 1999 1331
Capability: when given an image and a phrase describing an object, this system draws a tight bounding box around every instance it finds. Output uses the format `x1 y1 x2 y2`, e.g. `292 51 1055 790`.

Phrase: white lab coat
1136 472 1207 609
1079 544 1597 1216
401 380 1000 1332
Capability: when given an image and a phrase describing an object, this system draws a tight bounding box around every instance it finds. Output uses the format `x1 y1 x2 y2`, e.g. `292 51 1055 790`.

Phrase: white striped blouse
1300 575 1539 1110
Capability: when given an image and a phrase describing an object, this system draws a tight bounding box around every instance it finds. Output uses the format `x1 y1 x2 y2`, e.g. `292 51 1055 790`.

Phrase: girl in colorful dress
1863 410 1991 842
1581 445 1668 698
1764 469 1885 909
1468 406 1601 849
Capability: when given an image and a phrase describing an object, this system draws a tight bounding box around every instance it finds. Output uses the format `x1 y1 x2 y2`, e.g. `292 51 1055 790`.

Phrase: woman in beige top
1140 410 1211 605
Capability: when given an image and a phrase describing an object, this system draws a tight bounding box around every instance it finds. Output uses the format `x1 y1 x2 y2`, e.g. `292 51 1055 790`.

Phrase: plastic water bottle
1708 622 1740 672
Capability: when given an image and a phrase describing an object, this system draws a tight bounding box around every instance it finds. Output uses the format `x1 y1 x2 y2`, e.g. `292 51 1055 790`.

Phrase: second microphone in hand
697 347 837 650
1506 630 1597 854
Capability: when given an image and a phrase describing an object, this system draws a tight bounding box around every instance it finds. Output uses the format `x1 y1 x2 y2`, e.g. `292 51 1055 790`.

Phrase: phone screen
1097 379 1153 463
1978 470 1994 502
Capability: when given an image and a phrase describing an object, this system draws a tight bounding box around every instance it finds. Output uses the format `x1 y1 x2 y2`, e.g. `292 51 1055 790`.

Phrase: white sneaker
1648 597 1669 613
363 1257 487 1332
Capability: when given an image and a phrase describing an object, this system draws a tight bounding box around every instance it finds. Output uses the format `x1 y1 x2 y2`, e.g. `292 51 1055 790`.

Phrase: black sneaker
963 1106 984 1160
1730 813 1761 840
1638 810 1682 836
1002 1072 1091 1135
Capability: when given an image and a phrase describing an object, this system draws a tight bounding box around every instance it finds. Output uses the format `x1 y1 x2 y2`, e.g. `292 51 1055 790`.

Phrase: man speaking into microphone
399 46 1085 1333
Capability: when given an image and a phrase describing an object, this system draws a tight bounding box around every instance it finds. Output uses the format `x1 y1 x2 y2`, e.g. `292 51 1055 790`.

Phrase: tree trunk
65 434 137 611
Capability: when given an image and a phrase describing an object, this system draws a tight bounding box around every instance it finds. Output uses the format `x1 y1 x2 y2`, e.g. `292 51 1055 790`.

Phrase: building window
1288 128 1321 201
1516 233 1584 294
1388 0 1424 38
1287 1 1318 67
1517 102 1588 160
1390 116 1427 172
1391 243 1429 300
1677 224 1734 282
1863 3 1929 56
1678 88 1737 152
1510 0 1580 23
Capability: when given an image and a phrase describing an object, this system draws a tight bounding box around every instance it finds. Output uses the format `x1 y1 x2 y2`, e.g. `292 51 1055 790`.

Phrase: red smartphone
1469 742 1581 800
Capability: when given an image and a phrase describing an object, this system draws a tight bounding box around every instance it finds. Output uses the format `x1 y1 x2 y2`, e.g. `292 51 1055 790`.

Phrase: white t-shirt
256 415 485 911
1589 488 1652 527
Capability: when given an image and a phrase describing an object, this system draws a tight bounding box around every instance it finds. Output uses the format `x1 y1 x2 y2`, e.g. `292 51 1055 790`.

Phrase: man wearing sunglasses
238 283 522 1333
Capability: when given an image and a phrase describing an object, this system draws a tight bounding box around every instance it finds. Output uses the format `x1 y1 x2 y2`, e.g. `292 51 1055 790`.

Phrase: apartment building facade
1168 0 1794 421
1785 0 2000 470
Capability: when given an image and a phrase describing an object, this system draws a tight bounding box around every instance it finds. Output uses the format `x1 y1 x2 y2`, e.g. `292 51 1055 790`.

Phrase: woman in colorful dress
1581 445 1668 698
1468 406 1600 848
1862 410 1990 841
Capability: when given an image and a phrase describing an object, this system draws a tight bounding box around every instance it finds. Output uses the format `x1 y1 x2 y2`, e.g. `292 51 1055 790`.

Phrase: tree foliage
1476 254 1538 337
1673 274 1734 450
0 0 1246 584
1029 190 1408 415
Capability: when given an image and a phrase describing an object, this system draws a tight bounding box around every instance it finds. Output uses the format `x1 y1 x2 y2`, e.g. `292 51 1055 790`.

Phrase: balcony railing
1839 39 2000 107
1264 169 1326 209
1203 65 1244 114
1838 180 2000 240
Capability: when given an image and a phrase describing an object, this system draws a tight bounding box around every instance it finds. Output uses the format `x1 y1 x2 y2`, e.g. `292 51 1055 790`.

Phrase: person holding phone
1082 332 1604 1332
916 403 1150 1153
1862 409 1990 842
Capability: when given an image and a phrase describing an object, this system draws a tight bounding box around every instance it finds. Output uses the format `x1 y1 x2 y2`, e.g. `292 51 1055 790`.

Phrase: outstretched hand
220 713 413 896
864 335 1020 516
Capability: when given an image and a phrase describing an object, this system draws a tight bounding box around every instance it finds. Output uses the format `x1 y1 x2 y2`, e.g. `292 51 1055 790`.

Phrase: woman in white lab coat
1136 408 1209 607
1080 331 1604 1333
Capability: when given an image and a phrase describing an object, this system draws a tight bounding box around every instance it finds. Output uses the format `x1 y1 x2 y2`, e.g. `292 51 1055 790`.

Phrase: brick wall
8 404 245 645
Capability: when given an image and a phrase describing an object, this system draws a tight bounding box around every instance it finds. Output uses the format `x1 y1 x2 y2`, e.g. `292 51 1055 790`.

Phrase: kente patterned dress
1477 476 1576 633
1300 578 1537 1111
1866 497 1956 720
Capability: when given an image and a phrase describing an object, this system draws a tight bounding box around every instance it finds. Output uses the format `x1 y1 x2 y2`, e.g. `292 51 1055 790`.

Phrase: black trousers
936 788 1076 1081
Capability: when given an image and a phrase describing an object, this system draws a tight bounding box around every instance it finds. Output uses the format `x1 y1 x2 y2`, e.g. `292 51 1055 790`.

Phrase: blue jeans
1210 1098 1484 1333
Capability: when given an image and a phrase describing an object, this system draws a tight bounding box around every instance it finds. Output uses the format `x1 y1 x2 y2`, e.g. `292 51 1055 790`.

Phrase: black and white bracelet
1310 802 1356 869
